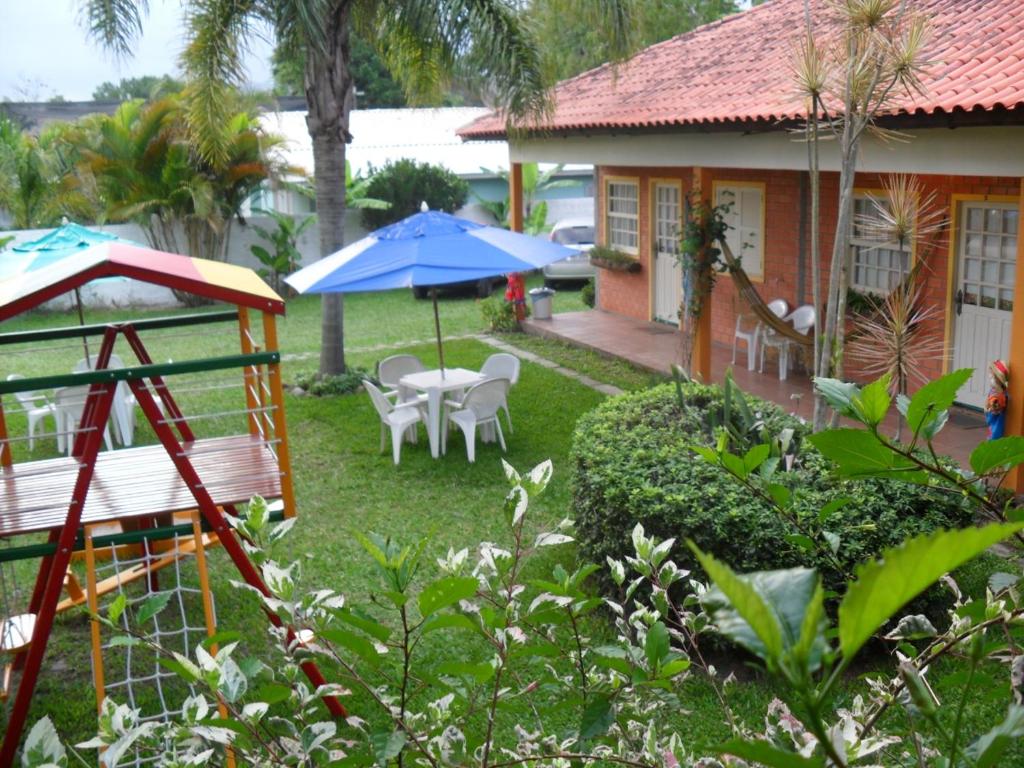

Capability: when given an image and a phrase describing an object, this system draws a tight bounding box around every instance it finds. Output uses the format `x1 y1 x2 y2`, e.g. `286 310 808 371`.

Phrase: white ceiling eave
508 126 1024 178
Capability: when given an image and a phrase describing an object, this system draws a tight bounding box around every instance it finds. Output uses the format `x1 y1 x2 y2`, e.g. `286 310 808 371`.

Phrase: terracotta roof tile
460 0 1024 139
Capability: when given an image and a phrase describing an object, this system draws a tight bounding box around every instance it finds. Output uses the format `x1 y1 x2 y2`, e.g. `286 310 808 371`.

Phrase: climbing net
84 513 221 766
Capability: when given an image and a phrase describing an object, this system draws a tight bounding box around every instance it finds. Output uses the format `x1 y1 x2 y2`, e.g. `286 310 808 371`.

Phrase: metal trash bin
529 287 555 320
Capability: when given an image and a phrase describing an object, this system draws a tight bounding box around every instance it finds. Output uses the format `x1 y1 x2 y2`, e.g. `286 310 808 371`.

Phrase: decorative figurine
985 359 1009 440
505 272 526 322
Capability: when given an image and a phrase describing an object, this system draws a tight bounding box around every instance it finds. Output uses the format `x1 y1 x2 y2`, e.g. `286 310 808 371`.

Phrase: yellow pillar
1005 179 1024 489
262 311 298 519
509 162 524 233
691 167 713 382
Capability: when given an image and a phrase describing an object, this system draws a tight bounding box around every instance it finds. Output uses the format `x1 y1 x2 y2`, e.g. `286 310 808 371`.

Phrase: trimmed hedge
571 382 974 612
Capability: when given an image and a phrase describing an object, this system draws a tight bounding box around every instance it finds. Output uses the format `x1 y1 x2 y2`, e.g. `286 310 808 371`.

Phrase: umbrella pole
432 288 445 378
74 287 90 364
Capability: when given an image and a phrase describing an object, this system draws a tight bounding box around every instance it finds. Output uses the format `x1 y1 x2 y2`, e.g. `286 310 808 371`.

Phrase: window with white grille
850 195 911 293
606 180 639 253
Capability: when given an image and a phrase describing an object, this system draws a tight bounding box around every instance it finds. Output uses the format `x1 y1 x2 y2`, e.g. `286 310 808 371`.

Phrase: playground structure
0 242 345 764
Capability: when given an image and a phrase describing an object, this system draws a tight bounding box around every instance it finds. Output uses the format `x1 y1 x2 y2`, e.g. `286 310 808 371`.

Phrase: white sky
0 0 274 101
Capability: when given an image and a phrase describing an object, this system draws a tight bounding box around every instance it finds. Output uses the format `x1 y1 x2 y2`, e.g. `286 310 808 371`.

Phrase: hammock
717 238 814 346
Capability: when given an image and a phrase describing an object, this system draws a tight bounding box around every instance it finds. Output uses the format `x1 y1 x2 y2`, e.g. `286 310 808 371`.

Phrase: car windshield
552 225 595 246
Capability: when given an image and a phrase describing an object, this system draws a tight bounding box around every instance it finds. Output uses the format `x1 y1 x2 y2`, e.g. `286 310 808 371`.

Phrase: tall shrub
360 159 469 230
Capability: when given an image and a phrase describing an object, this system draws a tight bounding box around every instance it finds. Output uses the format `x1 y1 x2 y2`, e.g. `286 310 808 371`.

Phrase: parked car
543 217 596 285
412 276 503 299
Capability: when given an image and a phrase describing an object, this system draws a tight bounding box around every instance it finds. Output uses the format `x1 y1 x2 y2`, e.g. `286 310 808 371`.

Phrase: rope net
86 515 219 767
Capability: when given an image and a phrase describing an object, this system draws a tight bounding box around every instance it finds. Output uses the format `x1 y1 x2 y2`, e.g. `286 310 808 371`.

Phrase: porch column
691 167 713 382
509 162 524 233
1006 178 1024 489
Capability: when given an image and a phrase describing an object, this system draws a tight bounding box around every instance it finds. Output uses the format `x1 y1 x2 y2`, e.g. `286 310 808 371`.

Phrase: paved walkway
523 310 987 466
479 335 624 396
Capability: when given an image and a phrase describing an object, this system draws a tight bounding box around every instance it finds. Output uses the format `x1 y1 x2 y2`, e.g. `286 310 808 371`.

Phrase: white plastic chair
377 354 428 404
759 304 816 381
364 380 427 465
479 353 520 432
74 354 136 446
442 379 509 463
732 299 788 371
6 374 56 451
54 385 113 455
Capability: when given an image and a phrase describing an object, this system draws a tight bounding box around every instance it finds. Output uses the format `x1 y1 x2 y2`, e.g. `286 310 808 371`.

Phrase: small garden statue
985 358 1009 439
505 272 526 322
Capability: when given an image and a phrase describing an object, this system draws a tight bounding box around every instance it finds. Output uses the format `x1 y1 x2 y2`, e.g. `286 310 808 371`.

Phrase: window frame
604 177 641 255
849 191 914 295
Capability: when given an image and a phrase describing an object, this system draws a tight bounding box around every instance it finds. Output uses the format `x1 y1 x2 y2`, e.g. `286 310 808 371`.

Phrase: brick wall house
461 0 1024 410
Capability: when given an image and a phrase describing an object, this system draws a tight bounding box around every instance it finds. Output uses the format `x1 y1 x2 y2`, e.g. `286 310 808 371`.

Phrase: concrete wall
0 212 370 309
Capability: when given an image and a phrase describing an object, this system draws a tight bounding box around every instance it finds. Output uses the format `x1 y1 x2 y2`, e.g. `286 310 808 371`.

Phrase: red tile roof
459 0 1024 140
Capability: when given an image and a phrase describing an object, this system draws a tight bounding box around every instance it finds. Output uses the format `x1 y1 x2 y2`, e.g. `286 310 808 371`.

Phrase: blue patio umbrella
2 222 132 360
286 207 575 371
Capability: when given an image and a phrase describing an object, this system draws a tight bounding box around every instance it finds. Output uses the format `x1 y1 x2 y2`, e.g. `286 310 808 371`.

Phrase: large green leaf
715 738 824 768
970 436 1024 476
644 621 670 671
852 374 892 427
371 730 406 767
418 576 479 617
967 704 1024 767
690 543 782 662
813 377 859 418
903 369 972 435
808 429 923 480
838 523 1024 659
579 694 615 741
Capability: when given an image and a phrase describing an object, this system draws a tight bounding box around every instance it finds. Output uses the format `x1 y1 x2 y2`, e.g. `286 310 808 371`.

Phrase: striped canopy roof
0 241 284 321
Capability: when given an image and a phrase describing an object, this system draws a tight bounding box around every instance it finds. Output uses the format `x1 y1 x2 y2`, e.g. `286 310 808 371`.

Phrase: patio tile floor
524 310 987 466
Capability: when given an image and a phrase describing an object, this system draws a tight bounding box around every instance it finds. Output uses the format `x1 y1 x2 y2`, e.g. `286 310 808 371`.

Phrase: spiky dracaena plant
805 0 934 431
848 274 945 394
849 174 946 439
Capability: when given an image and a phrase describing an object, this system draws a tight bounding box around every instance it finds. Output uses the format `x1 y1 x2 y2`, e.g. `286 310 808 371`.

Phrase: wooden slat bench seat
0 435 281 538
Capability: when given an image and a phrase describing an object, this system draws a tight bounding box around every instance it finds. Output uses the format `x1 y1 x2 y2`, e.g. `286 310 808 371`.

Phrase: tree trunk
305 2 356 376
813 132 860 429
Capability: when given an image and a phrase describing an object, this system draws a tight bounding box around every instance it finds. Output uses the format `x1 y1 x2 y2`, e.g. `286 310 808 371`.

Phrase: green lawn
0 285 1017 762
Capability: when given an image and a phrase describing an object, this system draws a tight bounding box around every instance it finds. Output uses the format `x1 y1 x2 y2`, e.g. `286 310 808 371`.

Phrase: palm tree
74 96 279 304
0 118 94 229
82 0 632 374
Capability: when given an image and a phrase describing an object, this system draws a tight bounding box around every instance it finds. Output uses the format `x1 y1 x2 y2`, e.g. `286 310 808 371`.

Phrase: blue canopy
0 223 126 281
286 210 575 294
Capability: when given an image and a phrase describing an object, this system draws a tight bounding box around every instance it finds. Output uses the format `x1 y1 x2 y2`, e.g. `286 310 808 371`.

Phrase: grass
0 284 1019 762
495 333 668 392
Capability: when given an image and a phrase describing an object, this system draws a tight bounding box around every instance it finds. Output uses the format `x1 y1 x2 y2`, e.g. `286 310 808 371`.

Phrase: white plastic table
399 367 485 458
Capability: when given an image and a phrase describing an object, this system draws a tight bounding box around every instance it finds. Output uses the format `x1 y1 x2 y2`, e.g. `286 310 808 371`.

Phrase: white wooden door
952 202 1019 408
653 183 682 324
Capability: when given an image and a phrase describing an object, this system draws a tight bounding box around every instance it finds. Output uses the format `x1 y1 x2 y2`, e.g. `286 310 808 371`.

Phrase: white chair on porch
732 298 789 371
759 304 816 381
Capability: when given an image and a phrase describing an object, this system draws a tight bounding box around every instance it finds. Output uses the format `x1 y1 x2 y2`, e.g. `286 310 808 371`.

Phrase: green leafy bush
571 382 974 611
581 277 595 307
292 367 372 396
360 159 469 230
479 296 527 331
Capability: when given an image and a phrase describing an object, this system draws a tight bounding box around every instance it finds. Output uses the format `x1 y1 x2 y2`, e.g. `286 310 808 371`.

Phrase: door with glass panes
653 183 682 324
951 202 1019 408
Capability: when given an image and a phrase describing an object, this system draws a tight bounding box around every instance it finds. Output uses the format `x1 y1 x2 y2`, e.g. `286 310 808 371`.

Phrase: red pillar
509 162 524 234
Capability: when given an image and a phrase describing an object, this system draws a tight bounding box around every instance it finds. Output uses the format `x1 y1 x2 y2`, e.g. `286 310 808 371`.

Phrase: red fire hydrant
505 272 526 322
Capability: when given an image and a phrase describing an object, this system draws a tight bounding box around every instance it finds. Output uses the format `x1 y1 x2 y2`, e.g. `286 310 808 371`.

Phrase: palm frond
80 0 149 58
180 0 257 165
